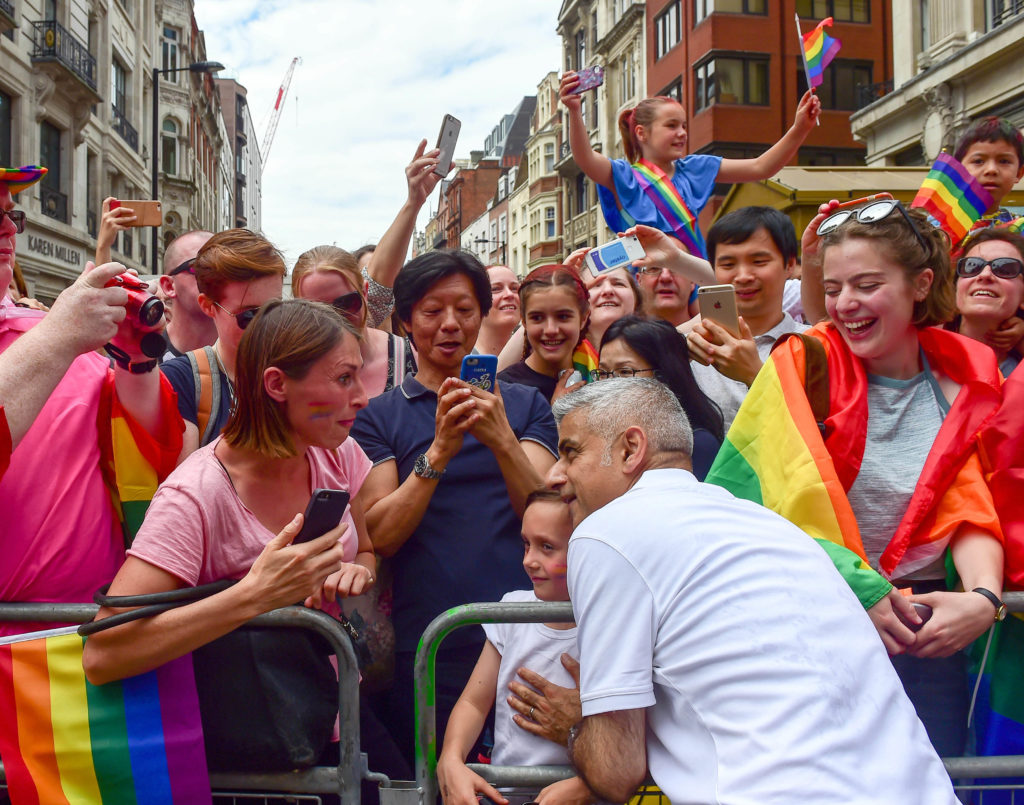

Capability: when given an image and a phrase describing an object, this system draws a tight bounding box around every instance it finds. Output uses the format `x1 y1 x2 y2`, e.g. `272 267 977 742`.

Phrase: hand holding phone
697 285 740 338
584 235 645 276
461 354 498 392
434 114 461 178
294 488 351 545
570 66 604 95
110 199 162 227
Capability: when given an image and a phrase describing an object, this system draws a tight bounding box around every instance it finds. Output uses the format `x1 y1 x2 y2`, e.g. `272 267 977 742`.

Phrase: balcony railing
30 20 98 92
990 0 1024 28
40 185 68 224
855 79 894 111
0 0 15 23
111 105 138 152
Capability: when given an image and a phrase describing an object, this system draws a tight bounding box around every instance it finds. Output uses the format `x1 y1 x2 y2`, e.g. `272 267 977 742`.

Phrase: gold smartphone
111 199 162 227
697 284 739 337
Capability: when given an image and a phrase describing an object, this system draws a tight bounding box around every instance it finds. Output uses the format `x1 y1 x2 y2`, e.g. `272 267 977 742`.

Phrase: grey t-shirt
847 363 950 579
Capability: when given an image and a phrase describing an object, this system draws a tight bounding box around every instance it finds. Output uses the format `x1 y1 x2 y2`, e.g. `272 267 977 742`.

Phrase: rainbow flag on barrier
0 626 211 804
799 16 842 89
912 152 994 246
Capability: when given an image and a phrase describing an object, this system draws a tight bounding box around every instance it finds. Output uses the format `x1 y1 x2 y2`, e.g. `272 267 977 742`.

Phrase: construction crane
260 57 301 175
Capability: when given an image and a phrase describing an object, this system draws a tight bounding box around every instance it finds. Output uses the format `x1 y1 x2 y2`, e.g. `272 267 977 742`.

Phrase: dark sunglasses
331 291 363 321
168 257 196 276
957 256 1024 280
1 209 26 234
816 199 929 253
212 299 259 329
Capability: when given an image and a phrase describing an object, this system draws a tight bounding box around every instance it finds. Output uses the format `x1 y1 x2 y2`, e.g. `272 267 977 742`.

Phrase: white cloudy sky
195 0 563 266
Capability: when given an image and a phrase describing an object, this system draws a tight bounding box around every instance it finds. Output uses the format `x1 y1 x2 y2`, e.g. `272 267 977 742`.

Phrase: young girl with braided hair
559 76 820 257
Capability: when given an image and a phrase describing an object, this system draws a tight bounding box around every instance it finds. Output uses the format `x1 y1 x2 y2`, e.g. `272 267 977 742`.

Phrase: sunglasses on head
1 209 26 234
816 199 929 253
168 257 196 276
957 256 1024 280
212 299 260 329
331 291 363 321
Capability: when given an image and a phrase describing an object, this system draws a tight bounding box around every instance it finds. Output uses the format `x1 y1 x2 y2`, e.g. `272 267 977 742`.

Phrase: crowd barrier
0 602 384 804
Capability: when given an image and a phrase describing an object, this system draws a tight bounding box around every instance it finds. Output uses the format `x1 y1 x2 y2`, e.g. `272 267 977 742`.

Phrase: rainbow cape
912 152 994 246
705 324 1002 606
954 208 1024 256
800 17 842 88
571 338 598 383
97 369 183 542
630 159 703 257
0 627 211 803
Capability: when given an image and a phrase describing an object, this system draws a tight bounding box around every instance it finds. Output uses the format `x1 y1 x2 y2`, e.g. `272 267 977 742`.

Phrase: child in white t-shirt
437 491 593 805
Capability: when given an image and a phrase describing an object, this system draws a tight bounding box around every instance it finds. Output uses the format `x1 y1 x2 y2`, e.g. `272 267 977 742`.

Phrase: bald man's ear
157 274 176 299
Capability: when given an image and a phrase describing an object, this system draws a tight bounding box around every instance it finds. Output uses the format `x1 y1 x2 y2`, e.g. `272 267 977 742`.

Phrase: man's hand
687 317 763 386
38 261 131 360
507 654 582 746
429 377 479 469
463 379 517 452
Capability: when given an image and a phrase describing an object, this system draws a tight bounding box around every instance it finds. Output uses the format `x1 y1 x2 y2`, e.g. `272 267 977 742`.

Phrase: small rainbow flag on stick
797 15 842 90
0 627 211 804
912 152 994 245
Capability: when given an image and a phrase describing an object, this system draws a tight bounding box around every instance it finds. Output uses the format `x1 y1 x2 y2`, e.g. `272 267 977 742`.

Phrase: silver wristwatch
413 453 444 480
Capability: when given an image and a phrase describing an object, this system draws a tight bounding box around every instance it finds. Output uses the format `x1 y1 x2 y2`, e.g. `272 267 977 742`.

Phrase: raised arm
626 225 716 285
559 72 614 192
569 708 647 803
94 197 136 266
716 91 820 184
799 200 840 325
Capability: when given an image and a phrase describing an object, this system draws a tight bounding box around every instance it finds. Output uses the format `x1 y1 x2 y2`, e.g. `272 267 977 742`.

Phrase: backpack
185 346 226 447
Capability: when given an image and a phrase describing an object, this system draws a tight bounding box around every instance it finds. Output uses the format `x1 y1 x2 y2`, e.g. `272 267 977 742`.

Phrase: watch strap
972 587 1007 621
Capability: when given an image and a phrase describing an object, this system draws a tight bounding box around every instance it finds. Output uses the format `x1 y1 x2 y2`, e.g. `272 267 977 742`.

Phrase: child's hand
534 776 596 805
437 753 507 805
985 314 1024 356
559 72 583 114
793 90 821 132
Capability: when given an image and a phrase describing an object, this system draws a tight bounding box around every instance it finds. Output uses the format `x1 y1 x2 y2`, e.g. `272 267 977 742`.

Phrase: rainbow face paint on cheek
308 402 333 420
551 562 568 578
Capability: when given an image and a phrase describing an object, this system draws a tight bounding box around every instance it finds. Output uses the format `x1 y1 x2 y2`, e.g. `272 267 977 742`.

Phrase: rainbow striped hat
0 165 47 194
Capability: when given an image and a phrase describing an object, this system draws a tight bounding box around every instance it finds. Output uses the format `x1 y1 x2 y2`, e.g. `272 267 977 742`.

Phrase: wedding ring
529 706 536 720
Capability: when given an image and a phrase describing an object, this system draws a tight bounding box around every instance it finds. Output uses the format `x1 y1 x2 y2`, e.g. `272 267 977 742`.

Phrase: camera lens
138 296 164 328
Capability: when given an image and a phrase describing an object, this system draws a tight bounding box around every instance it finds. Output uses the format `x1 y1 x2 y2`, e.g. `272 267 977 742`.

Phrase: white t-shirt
568 468 956 805
482 590 578 768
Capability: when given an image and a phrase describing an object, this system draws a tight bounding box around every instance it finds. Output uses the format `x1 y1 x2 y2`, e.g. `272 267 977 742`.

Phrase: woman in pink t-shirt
83 298 375 682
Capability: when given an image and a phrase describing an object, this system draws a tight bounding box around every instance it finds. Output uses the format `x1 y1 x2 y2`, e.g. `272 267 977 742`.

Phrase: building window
695 0 766 21
111 57 127 113
162 27 179 83
694 56 769 111
0 91 10 168
575 29 586 70
619 52 637 106
796 0 869 23
661 79 683 103
544 142 555 173
545 207 556 239
39 121 67 223
162 119 178 175
575 174 587 216
655 2 681 60
989 0 1024 28
797 58 872 110
236 137 246 176
44 0 56 20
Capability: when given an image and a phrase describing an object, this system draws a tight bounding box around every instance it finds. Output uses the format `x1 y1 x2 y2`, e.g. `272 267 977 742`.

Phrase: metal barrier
413 594 1024 805
0 602 375 803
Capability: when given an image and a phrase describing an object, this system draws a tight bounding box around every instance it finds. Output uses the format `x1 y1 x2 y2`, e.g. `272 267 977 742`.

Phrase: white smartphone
697 284 739 337
434 114 461 178
584 235 645 275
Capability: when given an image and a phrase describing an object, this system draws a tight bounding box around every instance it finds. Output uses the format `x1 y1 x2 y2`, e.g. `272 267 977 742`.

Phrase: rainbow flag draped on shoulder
628 159 703 257
799 16 842 89
0 627 211 804
911 152 994 246
705 324 1003 607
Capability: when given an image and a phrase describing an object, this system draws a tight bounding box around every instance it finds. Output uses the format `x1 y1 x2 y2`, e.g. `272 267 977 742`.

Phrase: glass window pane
705 60 716 107
747 0 766 11
795 0 811 16
716 58 743 104
748 60 768 104
851 0 869 22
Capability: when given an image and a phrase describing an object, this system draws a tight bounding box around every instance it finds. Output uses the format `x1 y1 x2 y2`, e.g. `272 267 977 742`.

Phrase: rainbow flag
630 159 703 257
0 627 211 803
912 152 994 245
97 371 183 542
800 17 842 88
571 338 599 383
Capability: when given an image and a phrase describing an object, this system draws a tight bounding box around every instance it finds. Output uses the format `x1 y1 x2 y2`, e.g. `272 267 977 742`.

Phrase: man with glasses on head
0 164 182 630
156 230 216 358
160 229 285 460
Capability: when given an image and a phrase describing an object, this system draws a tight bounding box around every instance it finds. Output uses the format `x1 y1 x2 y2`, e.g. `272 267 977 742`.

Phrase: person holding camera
0 165 183 634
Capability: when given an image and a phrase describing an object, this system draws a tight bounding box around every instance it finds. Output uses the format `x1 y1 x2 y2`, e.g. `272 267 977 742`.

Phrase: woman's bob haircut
222 298 361 458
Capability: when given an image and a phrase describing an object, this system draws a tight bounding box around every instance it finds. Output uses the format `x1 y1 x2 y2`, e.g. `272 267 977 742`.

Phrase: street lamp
150 59 225 271
474 237 507 266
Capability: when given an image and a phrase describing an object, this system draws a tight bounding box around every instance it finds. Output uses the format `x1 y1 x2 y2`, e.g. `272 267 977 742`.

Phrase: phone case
294 488 350 544
585 235 645 275
110 200 162 227
460 354 498 392
434 115 461 177
572 66 605 94
697 285 739 336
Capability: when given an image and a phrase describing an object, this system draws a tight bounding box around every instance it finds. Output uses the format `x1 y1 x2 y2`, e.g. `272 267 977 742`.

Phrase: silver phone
434 114 461 178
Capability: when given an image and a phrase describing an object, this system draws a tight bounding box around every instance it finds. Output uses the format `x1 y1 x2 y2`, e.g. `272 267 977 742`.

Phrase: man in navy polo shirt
352 250 557 763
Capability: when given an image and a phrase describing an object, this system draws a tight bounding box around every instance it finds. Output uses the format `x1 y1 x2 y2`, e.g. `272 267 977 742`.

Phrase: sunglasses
331 291 364 321
1 209 26 234
816 199 929 253
212 299 260 329
956 256 1024 280
168 257 196 276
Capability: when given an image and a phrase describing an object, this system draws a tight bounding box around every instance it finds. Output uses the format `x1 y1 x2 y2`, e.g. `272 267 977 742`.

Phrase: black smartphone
896 601 934 633
293 488 350 544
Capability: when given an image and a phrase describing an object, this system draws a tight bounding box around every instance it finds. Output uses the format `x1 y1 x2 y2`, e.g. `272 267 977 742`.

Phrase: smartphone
460 354 498 392
571 66 604 95
697 284 740 337
896 602 934 633
110 199 162 227
293 488 351 545
584 235 645 275
434 114 461 178
832 192 894 211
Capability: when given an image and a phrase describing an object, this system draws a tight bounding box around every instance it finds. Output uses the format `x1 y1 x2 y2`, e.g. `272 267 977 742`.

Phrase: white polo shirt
568 468 956 805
